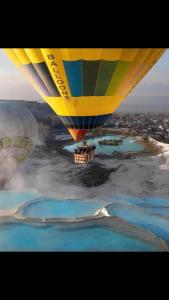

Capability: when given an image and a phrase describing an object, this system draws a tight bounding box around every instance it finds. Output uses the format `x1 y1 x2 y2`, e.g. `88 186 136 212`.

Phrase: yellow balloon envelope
4 48 166 141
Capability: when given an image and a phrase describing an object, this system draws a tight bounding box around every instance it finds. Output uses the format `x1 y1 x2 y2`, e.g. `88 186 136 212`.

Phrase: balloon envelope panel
0 102 38 183
4 48 166 141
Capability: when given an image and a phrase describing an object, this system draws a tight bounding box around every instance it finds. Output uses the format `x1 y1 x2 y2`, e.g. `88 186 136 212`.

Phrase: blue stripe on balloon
63 61 82 96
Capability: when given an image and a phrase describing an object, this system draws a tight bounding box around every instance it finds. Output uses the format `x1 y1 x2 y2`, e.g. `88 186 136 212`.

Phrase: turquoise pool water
64 135 144 155
138 206 169 218
0 191 38 211
0 223 156 251
141 197 169 207
22 198 108 218
0 191 168 251
107 204 169 243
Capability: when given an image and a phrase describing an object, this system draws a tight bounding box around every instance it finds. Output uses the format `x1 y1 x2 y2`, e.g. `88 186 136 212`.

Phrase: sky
0 49 169 111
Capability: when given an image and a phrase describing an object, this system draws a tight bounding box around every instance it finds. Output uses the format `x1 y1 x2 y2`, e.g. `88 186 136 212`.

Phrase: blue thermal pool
0 191 168 251
0 223 157 251
107 203 169 244
0 191 38 211
21 198 108 218
64 135 144 155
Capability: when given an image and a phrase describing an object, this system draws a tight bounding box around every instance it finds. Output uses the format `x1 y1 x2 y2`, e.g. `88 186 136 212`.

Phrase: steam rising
0 102 168 199
4 148 169 200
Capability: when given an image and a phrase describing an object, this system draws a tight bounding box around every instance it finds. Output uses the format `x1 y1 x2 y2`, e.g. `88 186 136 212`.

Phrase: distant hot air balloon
4 48 166 142
0 102 38 185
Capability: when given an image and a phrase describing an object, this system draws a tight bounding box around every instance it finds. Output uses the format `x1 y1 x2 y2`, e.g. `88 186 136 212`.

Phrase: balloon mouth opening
68 129 88 142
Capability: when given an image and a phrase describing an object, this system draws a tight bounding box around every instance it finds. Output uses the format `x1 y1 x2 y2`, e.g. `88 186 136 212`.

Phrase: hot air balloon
0 102 38 185
4 48 166 142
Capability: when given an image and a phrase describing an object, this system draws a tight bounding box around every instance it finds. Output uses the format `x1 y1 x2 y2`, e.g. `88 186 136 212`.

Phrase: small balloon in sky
0 102 38 185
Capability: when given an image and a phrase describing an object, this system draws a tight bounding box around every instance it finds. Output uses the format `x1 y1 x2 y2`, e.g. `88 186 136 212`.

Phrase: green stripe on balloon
82 61 101 96
94 61 118 96
106 61 132 96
